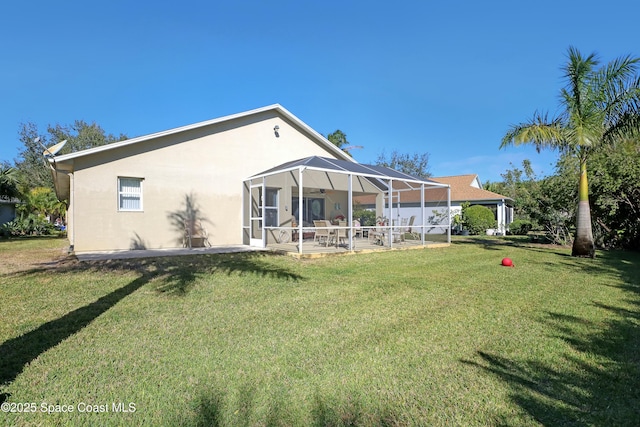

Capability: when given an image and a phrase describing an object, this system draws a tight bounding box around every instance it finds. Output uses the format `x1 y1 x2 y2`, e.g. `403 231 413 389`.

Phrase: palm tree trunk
572 158 595 257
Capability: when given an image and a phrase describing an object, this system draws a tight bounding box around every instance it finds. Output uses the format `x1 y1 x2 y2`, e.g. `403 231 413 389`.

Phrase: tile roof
354 174 511 205
430 175 511 202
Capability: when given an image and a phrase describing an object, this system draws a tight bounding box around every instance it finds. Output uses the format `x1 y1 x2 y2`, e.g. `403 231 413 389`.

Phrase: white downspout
69 172 75 253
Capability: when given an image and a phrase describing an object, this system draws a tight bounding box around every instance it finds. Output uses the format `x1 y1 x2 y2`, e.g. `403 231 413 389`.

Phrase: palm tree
327 129 348 149
25 187 67 220
0 164 21 200
501 47 640 257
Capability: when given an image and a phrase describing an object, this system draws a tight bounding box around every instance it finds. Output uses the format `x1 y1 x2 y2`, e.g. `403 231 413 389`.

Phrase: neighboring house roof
430 174 512 203
0 198 20 204
354 173 512 205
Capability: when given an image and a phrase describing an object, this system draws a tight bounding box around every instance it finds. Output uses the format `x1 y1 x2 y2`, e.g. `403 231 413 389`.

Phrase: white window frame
118 177 144 212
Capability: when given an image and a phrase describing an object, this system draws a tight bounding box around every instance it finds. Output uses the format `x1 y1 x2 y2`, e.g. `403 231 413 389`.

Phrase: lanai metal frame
243 156 451 254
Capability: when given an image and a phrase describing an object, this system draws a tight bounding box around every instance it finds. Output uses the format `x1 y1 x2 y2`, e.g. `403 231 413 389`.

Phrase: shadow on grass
462 250 640 426
451 235 510 251
0 274 150 404
150 252 303 295
0 251 303 403
452 235 572 257
182 385 402 427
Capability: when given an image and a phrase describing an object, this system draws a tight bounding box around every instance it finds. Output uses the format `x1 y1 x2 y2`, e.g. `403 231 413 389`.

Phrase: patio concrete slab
75 245 267 261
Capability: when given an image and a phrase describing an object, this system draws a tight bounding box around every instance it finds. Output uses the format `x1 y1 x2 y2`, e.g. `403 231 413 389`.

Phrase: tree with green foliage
327 129 348 149
376 150 431 179
501 47 640 257
327 129 358 157
19 187 67 221
588 138 640 249
3 187 65 236
535 157 579 245
490 158 577 244
492 160 542 222
48 120 128 154
14 120 127 191
15 122 54 190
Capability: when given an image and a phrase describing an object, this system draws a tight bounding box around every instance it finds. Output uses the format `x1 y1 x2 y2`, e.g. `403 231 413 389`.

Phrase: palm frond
502 47 640 158
501 111 566 152
597 54 640 87
604 75 640 113
604 110 640 143
563 47 599 114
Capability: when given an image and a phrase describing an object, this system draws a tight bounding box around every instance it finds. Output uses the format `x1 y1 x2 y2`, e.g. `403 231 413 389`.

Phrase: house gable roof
52 104 353 164
47 104 354 202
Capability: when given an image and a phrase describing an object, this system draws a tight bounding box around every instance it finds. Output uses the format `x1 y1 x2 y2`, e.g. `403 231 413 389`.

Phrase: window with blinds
118 177 143 211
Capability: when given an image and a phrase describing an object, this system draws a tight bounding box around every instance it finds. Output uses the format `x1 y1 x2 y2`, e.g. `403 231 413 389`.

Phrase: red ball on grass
501 258 514 267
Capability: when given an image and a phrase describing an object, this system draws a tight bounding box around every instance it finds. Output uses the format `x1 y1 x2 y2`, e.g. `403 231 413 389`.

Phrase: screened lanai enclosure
242 156 451 255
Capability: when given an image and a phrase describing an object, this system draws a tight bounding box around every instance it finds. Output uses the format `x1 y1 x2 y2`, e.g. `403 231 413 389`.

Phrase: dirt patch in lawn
0 238 74 275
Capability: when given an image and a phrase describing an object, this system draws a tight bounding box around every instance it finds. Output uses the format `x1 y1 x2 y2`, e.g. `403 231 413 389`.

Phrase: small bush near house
464 205 496 235
508 219 533 235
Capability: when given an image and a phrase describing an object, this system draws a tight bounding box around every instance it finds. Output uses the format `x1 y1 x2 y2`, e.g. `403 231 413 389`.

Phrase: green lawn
1 237 639 426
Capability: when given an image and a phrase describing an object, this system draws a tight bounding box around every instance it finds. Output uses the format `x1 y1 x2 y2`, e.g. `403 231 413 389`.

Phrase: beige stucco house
49 104 450 254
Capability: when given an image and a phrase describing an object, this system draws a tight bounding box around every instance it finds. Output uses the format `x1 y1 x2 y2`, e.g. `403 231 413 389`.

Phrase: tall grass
0 237 638 426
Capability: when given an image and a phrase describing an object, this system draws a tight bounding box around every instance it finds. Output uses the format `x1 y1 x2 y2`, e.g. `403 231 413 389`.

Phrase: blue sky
2 1 639 182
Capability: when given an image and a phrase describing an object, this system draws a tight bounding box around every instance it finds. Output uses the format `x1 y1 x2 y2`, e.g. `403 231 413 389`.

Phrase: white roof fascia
53 104 353 163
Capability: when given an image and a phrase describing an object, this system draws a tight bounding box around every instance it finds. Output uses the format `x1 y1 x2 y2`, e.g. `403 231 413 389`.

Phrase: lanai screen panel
245 156 451 253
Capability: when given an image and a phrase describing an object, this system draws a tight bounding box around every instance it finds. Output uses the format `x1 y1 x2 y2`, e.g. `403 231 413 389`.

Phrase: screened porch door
249 182 265 248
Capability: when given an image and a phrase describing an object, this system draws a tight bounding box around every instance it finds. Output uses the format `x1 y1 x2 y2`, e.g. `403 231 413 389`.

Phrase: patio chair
390 219 404 244
313 220 331 247
406 215 419 240
184 219 210 248
336 220 349 247
368 218 387 246
353 219 362 238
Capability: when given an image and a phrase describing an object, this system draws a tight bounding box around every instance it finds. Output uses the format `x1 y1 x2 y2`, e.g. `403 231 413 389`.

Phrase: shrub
353 209 376 227
463 205 496 235
1 214 56 236
508 219 533 235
